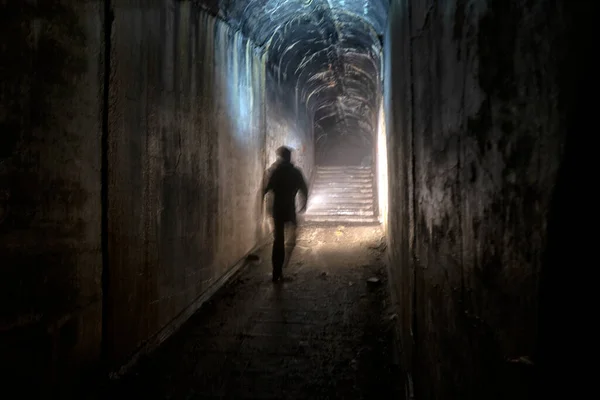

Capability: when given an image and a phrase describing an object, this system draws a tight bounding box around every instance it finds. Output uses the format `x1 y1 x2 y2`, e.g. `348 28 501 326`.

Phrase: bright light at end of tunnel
376 99 388 226
306 194 325 211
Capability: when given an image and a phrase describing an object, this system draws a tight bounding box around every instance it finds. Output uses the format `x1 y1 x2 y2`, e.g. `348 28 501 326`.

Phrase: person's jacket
264 160 308 221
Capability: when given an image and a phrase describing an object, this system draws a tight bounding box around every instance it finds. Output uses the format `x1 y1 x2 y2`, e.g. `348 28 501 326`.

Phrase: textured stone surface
97 226 403 400
0 0 104 396
105 1 270 368
0 1 316 393
383 0 576 398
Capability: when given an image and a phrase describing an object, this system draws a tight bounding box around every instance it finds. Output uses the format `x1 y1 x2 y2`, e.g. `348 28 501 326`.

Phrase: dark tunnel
0 0 595 399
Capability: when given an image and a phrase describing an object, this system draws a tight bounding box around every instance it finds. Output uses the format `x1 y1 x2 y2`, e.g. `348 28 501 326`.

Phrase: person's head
276 146 292 163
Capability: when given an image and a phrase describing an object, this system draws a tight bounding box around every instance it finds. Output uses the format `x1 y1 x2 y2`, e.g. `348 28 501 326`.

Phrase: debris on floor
367 277 381 286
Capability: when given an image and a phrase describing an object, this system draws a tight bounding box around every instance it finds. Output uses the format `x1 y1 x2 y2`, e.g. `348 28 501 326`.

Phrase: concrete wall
1 0 280 393
0 1 104 395
384 0 570 398
106 1 268 367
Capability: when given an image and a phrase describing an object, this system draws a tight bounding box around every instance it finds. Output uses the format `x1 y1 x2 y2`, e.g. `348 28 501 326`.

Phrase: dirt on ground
100 225 404 400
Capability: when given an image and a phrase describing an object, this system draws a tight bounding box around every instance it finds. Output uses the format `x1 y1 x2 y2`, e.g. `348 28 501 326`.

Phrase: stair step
317 166 371 171
310 192 373 198
310 195 373 200
306 211 375 217
309 197 373 203
311 194 373 198
314 174 372 177
317 168 372 173
308 203 373 209
316 171 372 177
309 198 373 205
315 181 373 187
316 175 372 181
306 165 377 223
311 194 373 200
313 188 373 193
309 199 373 206
312 186 373 193
315 174 373 182
313 181 373 186
305 209 375 216
308 203 374 210
305 217 379 225
307 207 374 213
307 210 375 217
315 174 372 179
315 174 372 178
313 182 373 188
307 201 373 207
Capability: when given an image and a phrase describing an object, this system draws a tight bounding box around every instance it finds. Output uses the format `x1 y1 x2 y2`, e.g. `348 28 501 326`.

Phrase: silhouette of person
263 146 308 282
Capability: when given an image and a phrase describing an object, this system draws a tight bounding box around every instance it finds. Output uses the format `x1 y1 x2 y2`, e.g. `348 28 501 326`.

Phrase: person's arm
263 167 274 197
297 170 309 212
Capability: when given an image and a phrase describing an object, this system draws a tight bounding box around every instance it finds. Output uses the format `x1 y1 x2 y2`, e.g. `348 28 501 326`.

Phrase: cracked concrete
98 225 403 400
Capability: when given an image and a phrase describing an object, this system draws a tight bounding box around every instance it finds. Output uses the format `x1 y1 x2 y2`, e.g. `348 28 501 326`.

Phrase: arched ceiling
211 0 389 155
220 0 387 46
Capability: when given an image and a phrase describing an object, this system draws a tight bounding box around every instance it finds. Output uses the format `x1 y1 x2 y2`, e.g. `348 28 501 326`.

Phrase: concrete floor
100 225 404 400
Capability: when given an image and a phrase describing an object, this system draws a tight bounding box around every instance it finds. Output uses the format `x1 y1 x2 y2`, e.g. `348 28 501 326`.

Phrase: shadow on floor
99 225 404 400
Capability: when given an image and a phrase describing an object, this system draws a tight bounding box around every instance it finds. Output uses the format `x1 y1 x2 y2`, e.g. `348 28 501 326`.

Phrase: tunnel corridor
1 0 595 399
99 225 402 399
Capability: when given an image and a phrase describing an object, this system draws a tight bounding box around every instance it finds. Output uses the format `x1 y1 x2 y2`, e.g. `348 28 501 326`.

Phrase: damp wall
384 0 572 398
106 0 269 368
0 0 284 394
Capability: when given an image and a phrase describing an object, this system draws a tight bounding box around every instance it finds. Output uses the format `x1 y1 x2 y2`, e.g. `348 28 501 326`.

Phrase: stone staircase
304 165 378 224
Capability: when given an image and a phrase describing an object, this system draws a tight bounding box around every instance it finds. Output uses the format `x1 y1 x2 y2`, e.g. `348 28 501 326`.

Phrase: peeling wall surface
384 0 570 398
0 1 104 394
106 1 268 366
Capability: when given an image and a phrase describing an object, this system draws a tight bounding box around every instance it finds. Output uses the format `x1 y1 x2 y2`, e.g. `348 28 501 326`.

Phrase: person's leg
288 213 298 245
287 214 297 246
284 219 298 269
272 218 285 281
